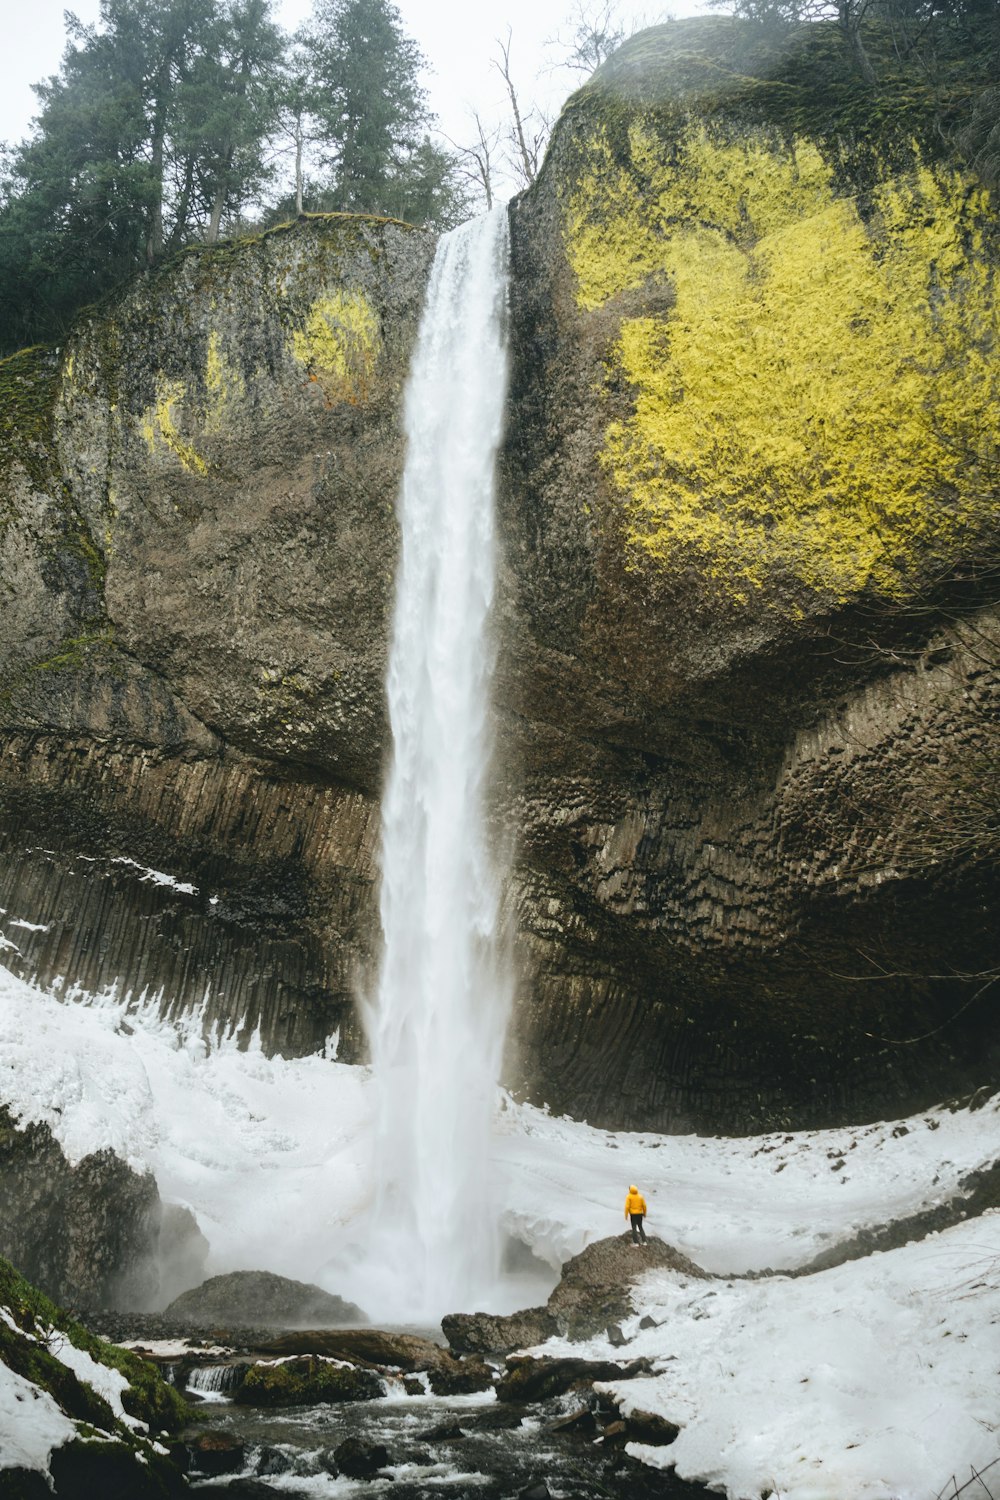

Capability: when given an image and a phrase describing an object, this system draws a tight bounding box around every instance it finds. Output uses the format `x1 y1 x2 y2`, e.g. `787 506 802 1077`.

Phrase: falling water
365 208 512 1322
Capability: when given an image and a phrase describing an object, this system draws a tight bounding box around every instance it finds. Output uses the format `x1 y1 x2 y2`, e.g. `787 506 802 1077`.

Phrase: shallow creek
185 1380 704 1499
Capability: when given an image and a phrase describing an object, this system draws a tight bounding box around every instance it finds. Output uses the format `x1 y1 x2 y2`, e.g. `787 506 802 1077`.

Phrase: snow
2 962 999 1497
0 1361 76 1471
45 1330 145 1432
578 1214 1000 1500
110 857 198 895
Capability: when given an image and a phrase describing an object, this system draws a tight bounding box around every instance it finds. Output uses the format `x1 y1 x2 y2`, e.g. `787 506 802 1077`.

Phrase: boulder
331 1437 389 1479
164 1270 365 1328
626 1409 680 1445
235 1355 383 1407
442 1305 558 1355
187 1431 246 1478
259 1327 446 1371
425 1355 495 1396
496 1355 652 1404
547 1235 707 1341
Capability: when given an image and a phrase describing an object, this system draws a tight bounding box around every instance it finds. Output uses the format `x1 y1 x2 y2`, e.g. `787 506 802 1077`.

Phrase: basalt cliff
1 18 998 1133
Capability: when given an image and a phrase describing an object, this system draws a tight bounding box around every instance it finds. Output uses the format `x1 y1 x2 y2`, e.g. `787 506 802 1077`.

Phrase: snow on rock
0 1362 76 1472
45 1330 145 1432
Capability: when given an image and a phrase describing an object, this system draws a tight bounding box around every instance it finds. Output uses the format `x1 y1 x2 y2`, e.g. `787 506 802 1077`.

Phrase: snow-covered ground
2 962 999 1498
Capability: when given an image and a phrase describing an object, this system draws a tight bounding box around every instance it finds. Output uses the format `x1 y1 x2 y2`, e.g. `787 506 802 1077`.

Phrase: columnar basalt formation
0 215 433 1052
1 23 998 1131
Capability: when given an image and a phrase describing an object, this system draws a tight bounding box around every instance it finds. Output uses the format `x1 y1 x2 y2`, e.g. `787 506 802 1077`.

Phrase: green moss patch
237 1355 384 1408
0 345 61 492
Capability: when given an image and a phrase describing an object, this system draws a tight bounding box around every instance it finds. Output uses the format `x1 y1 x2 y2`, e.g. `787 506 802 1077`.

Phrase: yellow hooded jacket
624 1186 647 1218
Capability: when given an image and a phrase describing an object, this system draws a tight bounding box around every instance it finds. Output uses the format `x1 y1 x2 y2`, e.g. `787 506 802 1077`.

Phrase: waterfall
364 207 512 1323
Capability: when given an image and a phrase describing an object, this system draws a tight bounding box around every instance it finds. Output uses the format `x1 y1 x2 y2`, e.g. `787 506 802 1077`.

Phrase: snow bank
565 1213 1000 1500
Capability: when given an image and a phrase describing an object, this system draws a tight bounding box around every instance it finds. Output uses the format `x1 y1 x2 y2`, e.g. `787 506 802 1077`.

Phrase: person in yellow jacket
624 1185 647 1245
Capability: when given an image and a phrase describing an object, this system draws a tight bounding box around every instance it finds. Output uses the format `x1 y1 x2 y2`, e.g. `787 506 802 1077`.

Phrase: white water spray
363 209 513 1322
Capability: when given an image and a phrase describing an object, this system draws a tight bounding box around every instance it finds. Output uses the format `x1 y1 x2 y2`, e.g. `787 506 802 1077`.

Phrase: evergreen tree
302 0 447 216
0 0 282 351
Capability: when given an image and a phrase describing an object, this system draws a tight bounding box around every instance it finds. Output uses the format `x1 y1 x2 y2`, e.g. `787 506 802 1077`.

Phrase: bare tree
443 112 503 210
493 28 551 188
549 0 628 74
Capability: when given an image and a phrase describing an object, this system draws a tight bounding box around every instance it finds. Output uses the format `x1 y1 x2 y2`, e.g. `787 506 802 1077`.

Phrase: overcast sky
1 0 711 165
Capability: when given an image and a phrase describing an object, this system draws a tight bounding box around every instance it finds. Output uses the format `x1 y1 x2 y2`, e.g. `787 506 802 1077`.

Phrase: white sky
1 0 711 171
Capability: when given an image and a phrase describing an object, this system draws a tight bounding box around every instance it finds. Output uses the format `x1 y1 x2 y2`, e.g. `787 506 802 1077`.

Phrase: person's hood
629 1185 638 1193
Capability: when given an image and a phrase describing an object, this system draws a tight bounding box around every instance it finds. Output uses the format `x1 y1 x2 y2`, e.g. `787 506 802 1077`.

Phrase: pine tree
303 0 436 214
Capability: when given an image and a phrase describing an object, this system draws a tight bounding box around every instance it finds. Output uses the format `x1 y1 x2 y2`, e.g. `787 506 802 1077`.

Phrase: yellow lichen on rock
289 291 381 405
204 330 246 435
565 124 1000 606
140 378 208 475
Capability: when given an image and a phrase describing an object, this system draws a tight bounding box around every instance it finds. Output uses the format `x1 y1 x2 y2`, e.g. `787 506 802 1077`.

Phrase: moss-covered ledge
0 1256 189 1496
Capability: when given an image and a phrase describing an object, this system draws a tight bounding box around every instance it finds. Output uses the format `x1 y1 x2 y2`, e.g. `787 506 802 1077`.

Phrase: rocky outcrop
496 16 1000 1129
0 214 432 1054
0 1107 205 1311
163 1270 365 1328
445 1234 707 1354
0 1255 189 1496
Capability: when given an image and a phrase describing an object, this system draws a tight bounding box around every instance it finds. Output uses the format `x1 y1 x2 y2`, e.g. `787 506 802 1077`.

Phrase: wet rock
236 1355 383 1407
187 1430 246 1477
332 1436 390 1479
402 1374 426 1395
260 1327 447 1372
601 1420 628 1447
607 1322 629 1347
165 1271 366 1328
497 1355 652 1404
254 1445 292 1476
0 1107 162 1310
418 1419 466 1441
425 1354 495 1395
549 1404 597 1434
518 1483 553 1500
638 1315 660 1330
442 1305 558 1355
626 1408 681 1445
548 1235 708 1340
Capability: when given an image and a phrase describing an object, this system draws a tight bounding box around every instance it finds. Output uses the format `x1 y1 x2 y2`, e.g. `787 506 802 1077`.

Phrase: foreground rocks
0 1254 189 1498
446 1234 707 1354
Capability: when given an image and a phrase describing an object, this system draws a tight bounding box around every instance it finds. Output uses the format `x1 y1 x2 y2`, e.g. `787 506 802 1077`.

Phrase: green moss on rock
0 346 61 493
236 1355 384 1407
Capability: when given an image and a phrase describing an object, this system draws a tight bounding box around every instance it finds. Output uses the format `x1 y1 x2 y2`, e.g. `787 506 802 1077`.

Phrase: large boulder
164 1270 365 1328
445 1235 707 1355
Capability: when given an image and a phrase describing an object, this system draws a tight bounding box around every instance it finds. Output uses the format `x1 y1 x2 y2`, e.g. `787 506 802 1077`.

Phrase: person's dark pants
630 1213 647 1244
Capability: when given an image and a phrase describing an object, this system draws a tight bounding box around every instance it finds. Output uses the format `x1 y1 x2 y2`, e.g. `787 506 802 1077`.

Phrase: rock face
496 16 1000 1129
0 27 998 1135
0 214 433 1056
0 1107 204 1310
164 1269 366 1328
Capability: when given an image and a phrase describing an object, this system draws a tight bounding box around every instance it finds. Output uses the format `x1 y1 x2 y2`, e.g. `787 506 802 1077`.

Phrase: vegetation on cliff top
557 16 1000 615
